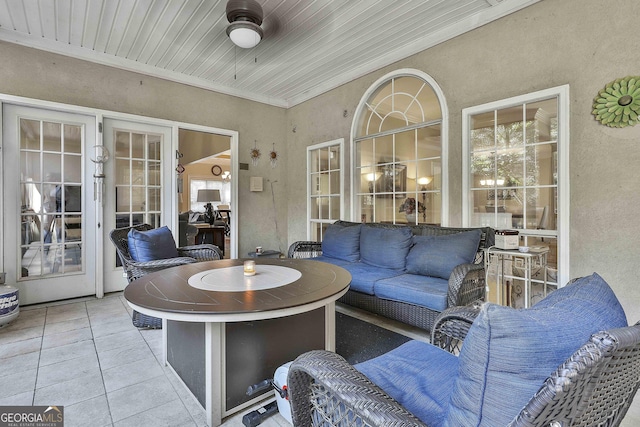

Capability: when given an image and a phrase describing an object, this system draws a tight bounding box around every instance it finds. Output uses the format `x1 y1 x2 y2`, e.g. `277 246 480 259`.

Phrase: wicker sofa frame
109 223 222 328
288 221 495 332
288 306 640 427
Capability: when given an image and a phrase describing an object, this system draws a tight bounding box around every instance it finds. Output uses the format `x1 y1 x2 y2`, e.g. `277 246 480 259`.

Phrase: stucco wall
0 40 288 256
1 0 639 421
285 0 640 422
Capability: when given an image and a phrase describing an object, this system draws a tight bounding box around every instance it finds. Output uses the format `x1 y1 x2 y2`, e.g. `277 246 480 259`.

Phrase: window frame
307 138 345 241
350 69 449 225
462 85 570 287
188 176 229 212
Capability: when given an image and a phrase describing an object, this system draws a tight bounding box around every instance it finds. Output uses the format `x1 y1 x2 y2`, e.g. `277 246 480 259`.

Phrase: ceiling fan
226 0 264 49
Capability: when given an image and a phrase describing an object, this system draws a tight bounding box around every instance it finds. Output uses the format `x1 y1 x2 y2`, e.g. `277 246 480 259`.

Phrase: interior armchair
109 223 222 328
287 273 640 427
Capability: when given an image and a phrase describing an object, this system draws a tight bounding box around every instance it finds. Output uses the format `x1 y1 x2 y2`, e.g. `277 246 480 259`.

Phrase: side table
485 246 549 308
247 250 281 258
194 224 225 256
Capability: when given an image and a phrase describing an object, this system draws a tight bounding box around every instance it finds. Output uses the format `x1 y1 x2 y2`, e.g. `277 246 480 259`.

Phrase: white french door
102 119 173 292
2 104 97 304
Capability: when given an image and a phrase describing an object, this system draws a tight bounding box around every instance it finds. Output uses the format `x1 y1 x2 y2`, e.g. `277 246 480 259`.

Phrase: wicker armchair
289 318 640 427
430 304 482 354
109 223 222 328
289 273 640 427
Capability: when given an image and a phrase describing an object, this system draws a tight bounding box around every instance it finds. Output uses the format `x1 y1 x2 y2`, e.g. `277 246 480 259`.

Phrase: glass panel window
354 72 444 225
307 140 343 241
189 179 229 212
114 130 163 229
20 118 85 277
465 89 566 290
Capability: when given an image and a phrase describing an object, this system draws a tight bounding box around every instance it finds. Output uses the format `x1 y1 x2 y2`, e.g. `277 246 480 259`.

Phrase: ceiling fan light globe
227 23 263 48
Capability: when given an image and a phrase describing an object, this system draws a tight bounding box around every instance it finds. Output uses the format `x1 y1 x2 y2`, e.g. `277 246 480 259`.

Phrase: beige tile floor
0 292 290 427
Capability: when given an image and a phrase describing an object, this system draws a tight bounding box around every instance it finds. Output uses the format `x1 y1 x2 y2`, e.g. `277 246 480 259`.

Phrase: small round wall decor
211 164 222 176
592 76 640 128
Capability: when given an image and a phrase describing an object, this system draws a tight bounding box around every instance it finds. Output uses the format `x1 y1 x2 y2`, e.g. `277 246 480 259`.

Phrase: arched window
352 69 447 225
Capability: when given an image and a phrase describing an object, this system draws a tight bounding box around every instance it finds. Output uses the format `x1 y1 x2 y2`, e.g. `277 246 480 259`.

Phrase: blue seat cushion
127 226 179 262
321 223 362 262
356 340 458 427
340 263 403 295
445 273 628 427
360 226 413 270
374 274 449 312
406 230 482 279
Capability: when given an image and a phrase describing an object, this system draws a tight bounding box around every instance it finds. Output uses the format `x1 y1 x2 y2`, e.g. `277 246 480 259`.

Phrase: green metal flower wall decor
592 76 640 128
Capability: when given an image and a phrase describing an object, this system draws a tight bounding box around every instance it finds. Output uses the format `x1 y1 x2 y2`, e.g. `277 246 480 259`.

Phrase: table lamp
197 189 221 225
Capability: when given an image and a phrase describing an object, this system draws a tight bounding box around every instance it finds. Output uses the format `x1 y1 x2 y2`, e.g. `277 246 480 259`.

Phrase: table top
247 250 281 257
124 258 351 322
486 246 549 257
193 223 225 229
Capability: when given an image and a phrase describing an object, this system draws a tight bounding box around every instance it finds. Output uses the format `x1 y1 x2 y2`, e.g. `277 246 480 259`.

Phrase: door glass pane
148 162 160 186
64 124 82 154
148 136 161 160
115 131 130 157
113 130 164 264
21 152 41 182
19 117 84 278
64 154 82 182
43 122 61 151
131 133 144 158
20 119 40 150
116 159 130 185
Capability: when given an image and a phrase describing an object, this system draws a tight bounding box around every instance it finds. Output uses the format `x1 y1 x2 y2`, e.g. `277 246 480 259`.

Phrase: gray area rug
335 312 412 365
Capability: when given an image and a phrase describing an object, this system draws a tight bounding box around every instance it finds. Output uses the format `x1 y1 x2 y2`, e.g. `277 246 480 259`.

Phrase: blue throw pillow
321 224 361 262
127 226 179 262
444 273 627 427
360 226 413 270
406 230 482 279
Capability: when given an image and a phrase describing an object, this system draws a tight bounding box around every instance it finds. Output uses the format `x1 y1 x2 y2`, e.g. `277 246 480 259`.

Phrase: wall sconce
250 140 261 166
221 171 231 182
269 143 279 168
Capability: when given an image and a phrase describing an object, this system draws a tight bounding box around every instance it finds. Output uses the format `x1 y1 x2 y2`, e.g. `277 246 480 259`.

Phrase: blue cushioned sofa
288 273 640 427
288 221 494 332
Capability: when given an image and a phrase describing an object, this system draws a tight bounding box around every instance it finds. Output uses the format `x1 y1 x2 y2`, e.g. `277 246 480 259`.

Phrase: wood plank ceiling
0 0 540 108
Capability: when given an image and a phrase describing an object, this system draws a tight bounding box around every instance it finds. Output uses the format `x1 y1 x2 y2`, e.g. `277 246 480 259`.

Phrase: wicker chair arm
127 257 196 269
431 305 482 353
287 241 322 259
178 244 222 261
124 257 197 282
447 262 486 308
288 350 427 427
509 322 640 427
